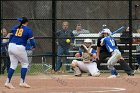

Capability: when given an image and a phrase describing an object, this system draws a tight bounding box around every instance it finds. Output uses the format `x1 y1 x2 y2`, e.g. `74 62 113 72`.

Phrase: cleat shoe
134 68 140 73
75 74 82 77
5 83 15 89
107 75 117 78
128 73 134 76
19 82 31 88
116 73 120 77
128 70 135 76
88 73 92 76
92 72 101 77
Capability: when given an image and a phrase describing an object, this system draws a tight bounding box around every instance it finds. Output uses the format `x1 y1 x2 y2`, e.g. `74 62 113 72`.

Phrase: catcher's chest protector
82 48 93 63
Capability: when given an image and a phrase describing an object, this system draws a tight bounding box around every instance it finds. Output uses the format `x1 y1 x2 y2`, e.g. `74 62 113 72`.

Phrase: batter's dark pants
1 52 10 74
96 52 134 75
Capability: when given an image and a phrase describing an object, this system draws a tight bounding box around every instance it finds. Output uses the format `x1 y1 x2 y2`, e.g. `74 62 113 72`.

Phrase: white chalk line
48 87 126 93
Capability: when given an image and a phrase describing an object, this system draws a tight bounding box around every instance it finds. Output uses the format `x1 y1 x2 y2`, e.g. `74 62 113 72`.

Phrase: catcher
71 39 100 77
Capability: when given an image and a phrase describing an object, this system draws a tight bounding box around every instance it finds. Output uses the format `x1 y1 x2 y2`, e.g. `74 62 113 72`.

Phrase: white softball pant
72 60 100 76
8 43 29 70
107 49 121 70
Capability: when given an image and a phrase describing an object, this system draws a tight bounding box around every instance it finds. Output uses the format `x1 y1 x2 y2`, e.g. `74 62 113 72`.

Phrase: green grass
1 64 44 76
1 63 72 76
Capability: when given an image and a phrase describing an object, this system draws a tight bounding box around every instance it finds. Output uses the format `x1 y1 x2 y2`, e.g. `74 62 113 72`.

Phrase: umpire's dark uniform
96 36 134 76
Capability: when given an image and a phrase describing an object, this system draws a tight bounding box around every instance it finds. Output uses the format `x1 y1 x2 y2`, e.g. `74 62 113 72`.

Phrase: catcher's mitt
80 44 88 52
82 53 93 63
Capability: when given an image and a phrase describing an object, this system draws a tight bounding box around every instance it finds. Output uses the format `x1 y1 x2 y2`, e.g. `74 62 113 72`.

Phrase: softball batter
100 29 121 78
4 17 36 89
71 39 100 77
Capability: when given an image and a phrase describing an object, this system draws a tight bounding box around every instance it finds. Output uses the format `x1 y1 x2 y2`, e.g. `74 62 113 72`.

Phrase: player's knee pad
71 60 78 67
10 62 18 70
21 62 29 68
73 66 82 76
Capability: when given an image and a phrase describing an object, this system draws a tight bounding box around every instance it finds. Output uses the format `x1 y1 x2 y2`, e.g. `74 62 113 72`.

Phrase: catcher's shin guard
73 67 82 76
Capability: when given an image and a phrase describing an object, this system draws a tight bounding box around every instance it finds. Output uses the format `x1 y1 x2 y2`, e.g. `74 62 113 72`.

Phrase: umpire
96 28 134 76
55 21 74 73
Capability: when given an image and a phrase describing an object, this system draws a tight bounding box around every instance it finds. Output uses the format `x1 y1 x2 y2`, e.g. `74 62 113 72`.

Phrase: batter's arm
100 38 105 46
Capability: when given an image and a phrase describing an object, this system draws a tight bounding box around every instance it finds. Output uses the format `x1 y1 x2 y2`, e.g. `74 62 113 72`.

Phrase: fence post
128 0 133 69
52 0 56 71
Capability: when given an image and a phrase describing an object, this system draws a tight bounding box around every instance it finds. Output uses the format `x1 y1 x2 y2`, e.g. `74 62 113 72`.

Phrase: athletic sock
111 69 118 75
6 68 15 83
114 69 118 75
21 68 28 83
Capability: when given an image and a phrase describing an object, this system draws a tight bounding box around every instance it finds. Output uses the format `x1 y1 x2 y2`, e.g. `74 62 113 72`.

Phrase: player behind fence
4 17 36 89
100 29 121 78
71 39 100 77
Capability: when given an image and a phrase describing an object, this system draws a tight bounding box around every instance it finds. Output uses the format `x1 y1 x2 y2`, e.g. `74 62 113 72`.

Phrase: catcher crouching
71 39 100 77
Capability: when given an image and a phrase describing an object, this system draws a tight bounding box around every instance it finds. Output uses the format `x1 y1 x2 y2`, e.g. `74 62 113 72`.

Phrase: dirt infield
0 73 140 93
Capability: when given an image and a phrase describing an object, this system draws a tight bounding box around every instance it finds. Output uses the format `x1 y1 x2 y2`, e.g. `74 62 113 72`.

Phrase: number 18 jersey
10 25 33 46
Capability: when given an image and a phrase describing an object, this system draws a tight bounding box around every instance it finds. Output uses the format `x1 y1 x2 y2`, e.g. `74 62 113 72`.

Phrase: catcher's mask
84 39 92 47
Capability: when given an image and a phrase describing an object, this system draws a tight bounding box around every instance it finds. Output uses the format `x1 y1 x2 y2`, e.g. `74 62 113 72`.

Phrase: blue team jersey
102 37 117 52
10 25 33 46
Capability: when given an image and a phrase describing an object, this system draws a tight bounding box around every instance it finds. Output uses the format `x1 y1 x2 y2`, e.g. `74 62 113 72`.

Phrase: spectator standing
55 21 74 73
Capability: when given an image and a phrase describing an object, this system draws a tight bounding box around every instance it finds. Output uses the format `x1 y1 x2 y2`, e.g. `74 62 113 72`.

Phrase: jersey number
110 39 115 46
15 29 23 37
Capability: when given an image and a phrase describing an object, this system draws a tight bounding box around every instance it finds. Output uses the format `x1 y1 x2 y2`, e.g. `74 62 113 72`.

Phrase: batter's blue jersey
102 37 117 53
10 25 33 46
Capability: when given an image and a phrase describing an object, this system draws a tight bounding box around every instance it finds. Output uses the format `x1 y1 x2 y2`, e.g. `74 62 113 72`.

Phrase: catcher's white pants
72 60 100 76
8 43 29 70
107 49 121 70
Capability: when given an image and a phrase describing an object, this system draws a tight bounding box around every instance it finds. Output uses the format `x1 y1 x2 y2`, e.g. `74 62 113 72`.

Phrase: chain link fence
1 0 140 75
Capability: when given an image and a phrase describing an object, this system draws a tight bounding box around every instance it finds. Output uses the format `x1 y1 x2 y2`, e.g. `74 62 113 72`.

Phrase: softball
66 39 70 43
